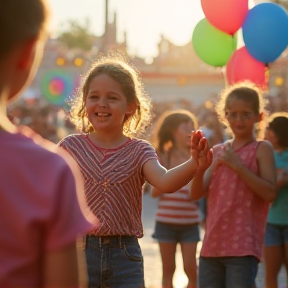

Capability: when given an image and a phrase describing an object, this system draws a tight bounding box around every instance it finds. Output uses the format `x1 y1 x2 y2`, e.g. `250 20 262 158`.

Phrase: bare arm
43 242 79 288
190 145 219 200
235 141 276 202
144 158 198 193
146 136 212 194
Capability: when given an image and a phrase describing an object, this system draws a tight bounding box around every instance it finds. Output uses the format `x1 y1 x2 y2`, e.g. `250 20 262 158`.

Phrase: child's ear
17 38 38 70
127 103 137 116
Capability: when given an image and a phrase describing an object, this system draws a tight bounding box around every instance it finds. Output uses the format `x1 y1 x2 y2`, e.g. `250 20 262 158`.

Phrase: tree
57 19 95 51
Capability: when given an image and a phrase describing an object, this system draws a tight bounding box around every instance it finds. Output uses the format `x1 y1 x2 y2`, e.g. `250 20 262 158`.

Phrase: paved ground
140 193 287 288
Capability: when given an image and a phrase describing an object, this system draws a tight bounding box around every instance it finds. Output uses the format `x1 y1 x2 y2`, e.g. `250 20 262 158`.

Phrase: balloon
41 70 74 106
242 3 288 64
226 46 267 87
192 18 237 67
201 0 248 35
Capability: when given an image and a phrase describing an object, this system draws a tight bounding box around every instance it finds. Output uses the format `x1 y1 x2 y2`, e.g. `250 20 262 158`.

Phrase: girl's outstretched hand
190 130 203 165
198 138 213 172
191 130 213 171
218 142 241 171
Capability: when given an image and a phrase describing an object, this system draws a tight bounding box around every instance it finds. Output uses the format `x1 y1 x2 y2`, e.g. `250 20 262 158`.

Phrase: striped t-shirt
59 134 157 238
155 183 201 224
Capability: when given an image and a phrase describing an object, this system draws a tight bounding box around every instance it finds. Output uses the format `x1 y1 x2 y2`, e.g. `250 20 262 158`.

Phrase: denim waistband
86 234 136 246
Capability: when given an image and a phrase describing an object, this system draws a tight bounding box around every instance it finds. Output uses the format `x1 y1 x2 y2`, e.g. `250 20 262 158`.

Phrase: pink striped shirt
59 134 157 238
201 141 269 260
156 183 200 224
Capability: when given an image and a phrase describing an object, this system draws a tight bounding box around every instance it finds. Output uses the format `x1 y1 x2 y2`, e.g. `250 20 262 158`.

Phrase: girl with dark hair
264 112 288 288
151 109 201 288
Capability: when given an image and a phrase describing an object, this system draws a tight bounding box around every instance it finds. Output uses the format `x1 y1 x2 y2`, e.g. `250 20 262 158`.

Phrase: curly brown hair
69 53 152 137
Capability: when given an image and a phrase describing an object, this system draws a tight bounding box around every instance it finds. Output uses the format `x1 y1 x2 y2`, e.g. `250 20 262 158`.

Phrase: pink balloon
201 0 249 35
226 46 267 87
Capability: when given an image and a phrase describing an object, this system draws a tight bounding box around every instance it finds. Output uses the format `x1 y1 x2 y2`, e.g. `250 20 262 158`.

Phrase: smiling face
85 73 134 134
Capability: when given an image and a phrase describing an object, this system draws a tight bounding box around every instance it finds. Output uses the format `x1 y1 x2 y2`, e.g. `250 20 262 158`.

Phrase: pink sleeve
44 163 93 251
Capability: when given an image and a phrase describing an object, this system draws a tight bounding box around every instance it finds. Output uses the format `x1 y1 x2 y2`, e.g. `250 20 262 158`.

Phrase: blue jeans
85 235 145 288
199 256 258 288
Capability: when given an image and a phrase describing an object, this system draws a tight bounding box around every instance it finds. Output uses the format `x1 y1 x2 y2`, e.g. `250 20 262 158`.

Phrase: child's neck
89 131 129 149
232 135 255 150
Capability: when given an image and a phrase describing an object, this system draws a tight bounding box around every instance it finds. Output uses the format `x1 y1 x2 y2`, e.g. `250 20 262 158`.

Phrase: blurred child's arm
43 242 79 288
219 141 276 203
143 135 212 193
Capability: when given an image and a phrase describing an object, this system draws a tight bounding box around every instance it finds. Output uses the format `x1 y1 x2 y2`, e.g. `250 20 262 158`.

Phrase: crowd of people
1 0 288 288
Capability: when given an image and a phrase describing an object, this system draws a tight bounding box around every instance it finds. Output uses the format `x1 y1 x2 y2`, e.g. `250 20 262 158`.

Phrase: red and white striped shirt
59 134 157 237
155 183 201 225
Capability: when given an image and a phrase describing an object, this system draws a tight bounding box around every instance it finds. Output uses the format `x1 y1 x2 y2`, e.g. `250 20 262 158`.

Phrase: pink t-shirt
0 129 93 287
59 134 158 237
201 141 269 260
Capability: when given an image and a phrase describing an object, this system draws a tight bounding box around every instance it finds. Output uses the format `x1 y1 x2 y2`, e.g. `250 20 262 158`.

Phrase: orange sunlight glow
48 0 256 59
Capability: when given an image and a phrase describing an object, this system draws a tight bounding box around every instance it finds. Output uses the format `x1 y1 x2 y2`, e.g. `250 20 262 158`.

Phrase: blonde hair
151 109 198 153
69 53 152 137
0 0 49 60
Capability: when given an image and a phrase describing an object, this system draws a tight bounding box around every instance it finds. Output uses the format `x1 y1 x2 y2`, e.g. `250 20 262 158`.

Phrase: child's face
225 99 259 138
85 73 134 133
173 121 195 148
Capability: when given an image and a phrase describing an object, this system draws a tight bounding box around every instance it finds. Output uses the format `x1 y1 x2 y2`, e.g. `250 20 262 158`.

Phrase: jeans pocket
123 244 143 261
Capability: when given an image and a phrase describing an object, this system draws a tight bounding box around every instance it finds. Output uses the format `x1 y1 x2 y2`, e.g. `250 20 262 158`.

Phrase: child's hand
198 138 213 172
218 142 242 171
191 130 213 171
191 130 204 165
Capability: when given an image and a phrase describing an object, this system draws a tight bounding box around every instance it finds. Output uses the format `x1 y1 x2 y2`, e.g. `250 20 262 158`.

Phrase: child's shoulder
256 139 274 155
58 133 86 146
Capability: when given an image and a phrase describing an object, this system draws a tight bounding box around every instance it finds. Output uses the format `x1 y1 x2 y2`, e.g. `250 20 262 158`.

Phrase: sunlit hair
151 109 198 154
267 112 288 148
69 53 152 137
0 0 49 60
215 81 267 125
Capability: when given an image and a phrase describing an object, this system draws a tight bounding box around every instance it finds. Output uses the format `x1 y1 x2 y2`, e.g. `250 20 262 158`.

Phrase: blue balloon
242 3 288 63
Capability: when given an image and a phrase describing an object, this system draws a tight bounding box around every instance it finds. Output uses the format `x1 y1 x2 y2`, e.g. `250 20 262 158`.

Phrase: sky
47 0 256 60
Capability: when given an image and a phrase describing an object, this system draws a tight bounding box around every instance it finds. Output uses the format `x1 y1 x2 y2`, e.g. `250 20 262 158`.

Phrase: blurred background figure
150 110 202 288
0 0 94 287
264 113 288 288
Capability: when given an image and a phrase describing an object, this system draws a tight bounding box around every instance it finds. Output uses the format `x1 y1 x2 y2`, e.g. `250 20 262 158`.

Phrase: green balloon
192 18 237 67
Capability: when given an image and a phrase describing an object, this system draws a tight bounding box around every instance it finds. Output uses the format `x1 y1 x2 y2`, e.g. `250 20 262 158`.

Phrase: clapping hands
191 130 213 172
